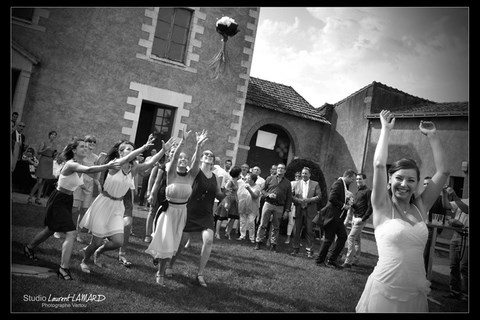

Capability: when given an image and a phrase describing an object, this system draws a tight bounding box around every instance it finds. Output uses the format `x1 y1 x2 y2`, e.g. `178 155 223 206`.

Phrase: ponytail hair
61 138 85 161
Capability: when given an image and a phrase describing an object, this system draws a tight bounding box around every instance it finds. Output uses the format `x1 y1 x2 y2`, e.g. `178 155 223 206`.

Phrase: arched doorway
246 124 292 180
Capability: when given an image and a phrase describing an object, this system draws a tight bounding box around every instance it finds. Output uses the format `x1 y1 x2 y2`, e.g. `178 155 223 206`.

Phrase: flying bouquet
208 16 240 79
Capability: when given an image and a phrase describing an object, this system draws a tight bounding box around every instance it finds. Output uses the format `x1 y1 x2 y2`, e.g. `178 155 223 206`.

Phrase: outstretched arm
62 159 120 175
116 134 156 167
188 129 208 178
418 120 450 211
371 110 395 224
135 137 176 173
167 130 189 177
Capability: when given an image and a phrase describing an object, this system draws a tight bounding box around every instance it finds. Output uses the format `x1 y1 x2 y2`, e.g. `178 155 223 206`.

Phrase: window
12 8 34 22
152 8 192 63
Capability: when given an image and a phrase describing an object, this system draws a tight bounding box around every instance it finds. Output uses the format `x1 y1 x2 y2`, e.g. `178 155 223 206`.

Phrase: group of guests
18 110 468 312
11 119 60 205
21 128 229 288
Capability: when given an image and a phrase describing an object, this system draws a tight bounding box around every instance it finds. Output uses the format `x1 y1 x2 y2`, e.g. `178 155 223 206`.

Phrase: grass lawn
11 200 468 313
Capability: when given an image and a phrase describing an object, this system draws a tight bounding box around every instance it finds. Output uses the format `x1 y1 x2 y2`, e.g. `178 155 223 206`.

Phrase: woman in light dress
79 134 175 273
145 129 208 286
23 138 118 280
236 172 261 243
355 110 449 312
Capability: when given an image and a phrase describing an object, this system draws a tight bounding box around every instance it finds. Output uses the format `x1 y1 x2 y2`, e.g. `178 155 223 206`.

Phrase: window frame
152 7 193 64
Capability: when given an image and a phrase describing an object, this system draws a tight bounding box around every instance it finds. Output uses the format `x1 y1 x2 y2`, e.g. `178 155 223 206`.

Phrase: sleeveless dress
145 181 192 259
44 166 84 232
184 170 218 232
355 205 431 312
80 169 134 238
36 146 56 179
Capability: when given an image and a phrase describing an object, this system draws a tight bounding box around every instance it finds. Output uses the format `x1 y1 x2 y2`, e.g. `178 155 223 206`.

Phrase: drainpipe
361 120 371 173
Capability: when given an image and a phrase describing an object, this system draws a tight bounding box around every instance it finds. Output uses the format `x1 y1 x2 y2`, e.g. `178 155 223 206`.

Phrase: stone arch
243 117 300 159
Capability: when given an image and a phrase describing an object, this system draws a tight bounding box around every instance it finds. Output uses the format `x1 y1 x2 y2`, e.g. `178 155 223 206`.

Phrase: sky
249 7 469 107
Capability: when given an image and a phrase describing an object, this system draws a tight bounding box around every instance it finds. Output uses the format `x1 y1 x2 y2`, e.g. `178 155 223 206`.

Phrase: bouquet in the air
208 16 240 79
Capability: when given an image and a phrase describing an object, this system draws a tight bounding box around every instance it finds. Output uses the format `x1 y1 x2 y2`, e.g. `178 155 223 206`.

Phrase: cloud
250 7 468 106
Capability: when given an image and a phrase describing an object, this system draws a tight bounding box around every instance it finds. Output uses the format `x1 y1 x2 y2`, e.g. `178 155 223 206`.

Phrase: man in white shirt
252 166 265 189
223 159 232 173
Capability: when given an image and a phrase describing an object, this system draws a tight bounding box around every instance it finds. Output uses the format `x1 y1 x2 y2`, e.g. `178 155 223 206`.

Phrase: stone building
12 7 260 165
318 81 469 198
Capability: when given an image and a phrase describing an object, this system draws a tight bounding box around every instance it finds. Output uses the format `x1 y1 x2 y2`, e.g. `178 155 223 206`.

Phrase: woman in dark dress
168 149 226 287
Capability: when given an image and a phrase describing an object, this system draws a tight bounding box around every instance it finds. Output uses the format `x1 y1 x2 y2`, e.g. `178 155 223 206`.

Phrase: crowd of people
14 110 468 312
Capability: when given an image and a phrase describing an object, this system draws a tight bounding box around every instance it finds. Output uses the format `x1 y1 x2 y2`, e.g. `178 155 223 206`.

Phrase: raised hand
162 137 177 153
182 129 192 141
380 109 395 130
419 120 436 136
145 133 156 148
196 129 208 146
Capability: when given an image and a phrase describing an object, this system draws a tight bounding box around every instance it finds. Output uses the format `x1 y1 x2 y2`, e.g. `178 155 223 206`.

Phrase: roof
246 77 330 124
366 101 469 118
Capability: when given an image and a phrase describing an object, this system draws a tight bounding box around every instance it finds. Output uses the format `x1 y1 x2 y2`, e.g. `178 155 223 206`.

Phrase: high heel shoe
57 267 73 280
196 275 207 288
24 245 37 261
155 271 165 287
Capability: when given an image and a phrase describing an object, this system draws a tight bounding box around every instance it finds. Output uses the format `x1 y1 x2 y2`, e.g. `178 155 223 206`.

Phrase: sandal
155 271 165 287
118 255 132 268
80 262 91 274
57 267 73 280
196 275 207 288
24 245 37 261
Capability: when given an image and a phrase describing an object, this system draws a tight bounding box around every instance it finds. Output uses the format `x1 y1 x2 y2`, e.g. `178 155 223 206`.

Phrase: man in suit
12 121 26 160
290 167 322 258
315 169 356 269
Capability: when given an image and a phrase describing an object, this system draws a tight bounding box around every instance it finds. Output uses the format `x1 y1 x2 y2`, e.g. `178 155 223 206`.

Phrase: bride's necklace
393 201 418 224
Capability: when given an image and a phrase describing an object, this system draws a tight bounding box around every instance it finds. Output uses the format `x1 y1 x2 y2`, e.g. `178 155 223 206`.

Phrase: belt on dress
168 200 188 205
102 190 124 201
